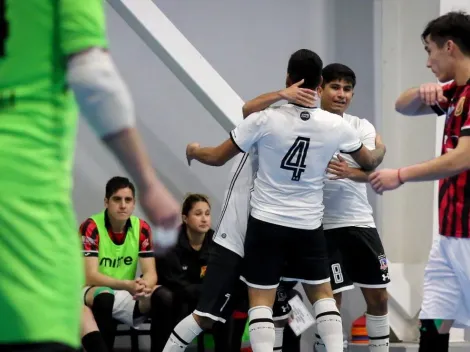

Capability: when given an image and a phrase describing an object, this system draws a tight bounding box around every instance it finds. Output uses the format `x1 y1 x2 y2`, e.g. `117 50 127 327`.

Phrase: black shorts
0 343 77 352
195 242 295 322
325 226 390 294
241 216 330 288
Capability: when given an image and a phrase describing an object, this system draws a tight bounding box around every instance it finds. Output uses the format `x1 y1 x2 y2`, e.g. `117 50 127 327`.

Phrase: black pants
0 343 77 352
150 286 236 352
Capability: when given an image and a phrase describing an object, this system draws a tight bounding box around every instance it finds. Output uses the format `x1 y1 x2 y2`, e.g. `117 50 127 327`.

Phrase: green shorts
0 196 83 348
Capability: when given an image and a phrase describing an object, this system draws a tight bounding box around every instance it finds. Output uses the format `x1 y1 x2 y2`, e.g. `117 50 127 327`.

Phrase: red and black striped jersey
79 211 153 257
432 79 470 238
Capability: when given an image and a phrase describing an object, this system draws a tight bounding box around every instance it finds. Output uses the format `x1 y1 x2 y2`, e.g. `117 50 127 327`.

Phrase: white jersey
323 113 376 230
231 104 362 230
212 149 257 257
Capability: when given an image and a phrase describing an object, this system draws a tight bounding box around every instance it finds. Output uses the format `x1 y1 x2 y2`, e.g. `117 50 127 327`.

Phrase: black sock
82 331 108 352
91 293 116 351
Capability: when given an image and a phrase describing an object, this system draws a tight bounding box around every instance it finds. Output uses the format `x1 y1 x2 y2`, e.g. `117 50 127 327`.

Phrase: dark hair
421 11 470 55
287 49 323 89
182 193 210 216
322 63 356 88
181 193 210 231
105 176 135 199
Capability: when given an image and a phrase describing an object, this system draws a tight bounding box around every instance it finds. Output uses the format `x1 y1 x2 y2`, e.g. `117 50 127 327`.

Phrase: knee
151 286 174 310
92 290 115 313
364 288 388 314
194 314 215 330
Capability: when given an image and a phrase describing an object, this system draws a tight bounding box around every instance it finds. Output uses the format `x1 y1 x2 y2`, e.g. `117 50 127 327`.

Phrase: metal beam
107 0 245 132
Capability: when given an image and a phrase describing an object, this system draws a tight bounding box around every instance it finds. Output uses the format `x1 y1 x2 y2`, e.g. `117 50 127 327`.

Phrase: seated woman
151 194 234 352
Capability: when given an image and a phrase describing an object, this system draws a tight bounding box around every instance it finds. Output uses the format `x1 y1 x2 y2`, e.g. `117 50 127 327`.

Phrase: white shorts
212 151 257 257
83 286 147 328
419 236 470 328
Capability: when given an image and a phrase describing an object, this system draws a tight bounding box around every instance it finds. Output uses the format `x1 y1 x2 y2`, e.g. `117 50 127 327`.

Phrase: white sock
313 298 344 352
366 313 390 352
248 306 275 352
162 313 203 352
274 326 284 351
314 331 326 352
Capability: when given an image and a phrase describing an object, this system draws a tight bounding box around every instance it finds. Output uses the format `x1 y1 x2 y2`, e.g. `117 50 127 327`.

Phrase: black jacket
156 227 214 303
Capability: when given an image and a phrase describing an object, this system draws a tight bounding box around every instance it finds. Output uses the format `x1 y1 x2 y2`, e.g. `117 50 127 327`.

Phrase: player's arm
138 222 157 287
339 121 386 171
397 135 470 182
187 111 269 166
328 122 382 182
242 80 317 118
61 1 179 231
395 83 449 116
327 155 373 183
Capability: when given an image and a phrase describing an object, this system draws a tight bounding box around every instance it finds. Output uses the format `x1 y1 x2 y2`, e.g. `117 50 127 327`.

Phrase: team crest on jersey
200 266 207 278
378 254 388 271
455 97 465 117
300 111 310 121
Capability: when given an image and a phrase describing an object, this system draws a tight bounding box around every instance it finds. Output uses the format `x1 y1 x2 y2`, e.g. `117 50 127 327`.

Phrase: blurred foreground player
370 11 470 352
0 1 179 351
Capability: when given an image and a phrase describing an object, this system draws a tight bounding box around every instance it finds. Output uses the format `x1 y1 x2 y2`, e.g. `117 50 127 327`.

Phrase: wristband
397 168 405 184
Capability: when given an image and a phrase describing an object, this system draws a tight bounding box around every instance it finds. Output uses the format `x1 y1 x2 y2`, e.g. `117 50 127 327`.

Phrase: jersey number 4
280 137 310 181
0 0 8 58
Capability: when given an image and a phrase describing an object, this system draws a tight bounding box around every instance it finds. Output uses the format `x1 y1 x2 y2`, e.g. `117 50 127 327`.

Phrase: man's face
105 187 135 222
424 35 456 83
319 79 354 115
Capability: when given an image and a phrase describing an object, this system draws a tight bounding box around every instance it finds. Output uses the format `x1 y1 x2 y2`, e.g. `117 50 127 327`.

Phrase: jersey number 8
0 0 8 58
280 136 310 181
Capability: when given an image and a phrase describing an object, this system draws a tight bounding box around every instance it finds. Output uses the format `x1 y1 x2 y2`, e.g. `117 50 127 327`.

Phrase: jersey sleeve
338 120 363 153
80 218 100 257
139 220 154 258
460 90 470 137
359 119 376 150
431 82 455 116
230 111 270 152
59 0 108 56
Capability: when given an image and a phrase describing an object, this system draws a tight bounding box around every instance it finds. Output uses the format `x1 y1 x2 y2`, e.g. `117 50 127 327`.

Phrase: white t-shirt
212 149 257 257
230 104 362 230
323 113 376 230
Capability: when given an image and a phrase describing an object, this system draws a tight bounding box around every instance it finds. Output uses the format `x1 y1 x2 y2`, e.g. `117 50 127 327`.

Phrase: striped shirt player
371 13 470 350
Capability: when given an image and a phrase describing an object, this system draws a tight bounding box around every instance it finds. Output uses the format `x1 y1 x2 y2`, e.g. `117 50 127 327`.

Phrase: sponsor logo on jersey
99 256 133 268
200 265 207 278
300 111 310 121
455 96 465 117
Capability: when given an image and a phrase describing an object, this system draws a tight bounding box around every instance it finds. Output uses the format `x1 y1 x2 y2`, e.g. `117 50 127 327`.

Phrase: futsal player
0 2 179 351
161 73 317 352
186 49 385 352
243 63 390 352
369 11 470 352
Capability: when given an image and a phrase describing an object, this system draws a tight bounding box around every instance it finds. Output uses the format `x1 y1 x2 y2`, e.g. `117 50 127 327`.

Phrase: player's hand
139 182 181 229
327 155 352 180
419 83 448 106
369 169 402 194
133 278 153 300
125 279 146 296
186 143 200 166
279 79 318 107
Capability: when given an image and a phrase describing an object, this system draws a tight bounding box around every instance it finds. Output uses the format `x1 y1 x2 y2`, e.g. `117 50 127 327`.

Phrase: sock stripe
171 330 189 346
368 334 390 340
316 311 341 319
274 347 282 351
249 317 274 326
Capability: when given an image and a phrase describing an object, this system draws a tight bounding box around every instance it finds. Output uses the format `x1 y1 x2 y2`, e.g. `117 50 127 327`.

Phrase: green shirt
0 0 108 200
91 211 141 280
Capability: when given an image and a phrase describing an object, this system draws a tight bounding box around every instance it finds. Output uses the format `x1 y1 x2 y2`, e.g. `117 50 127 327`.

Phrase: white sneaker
343 339 349 351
